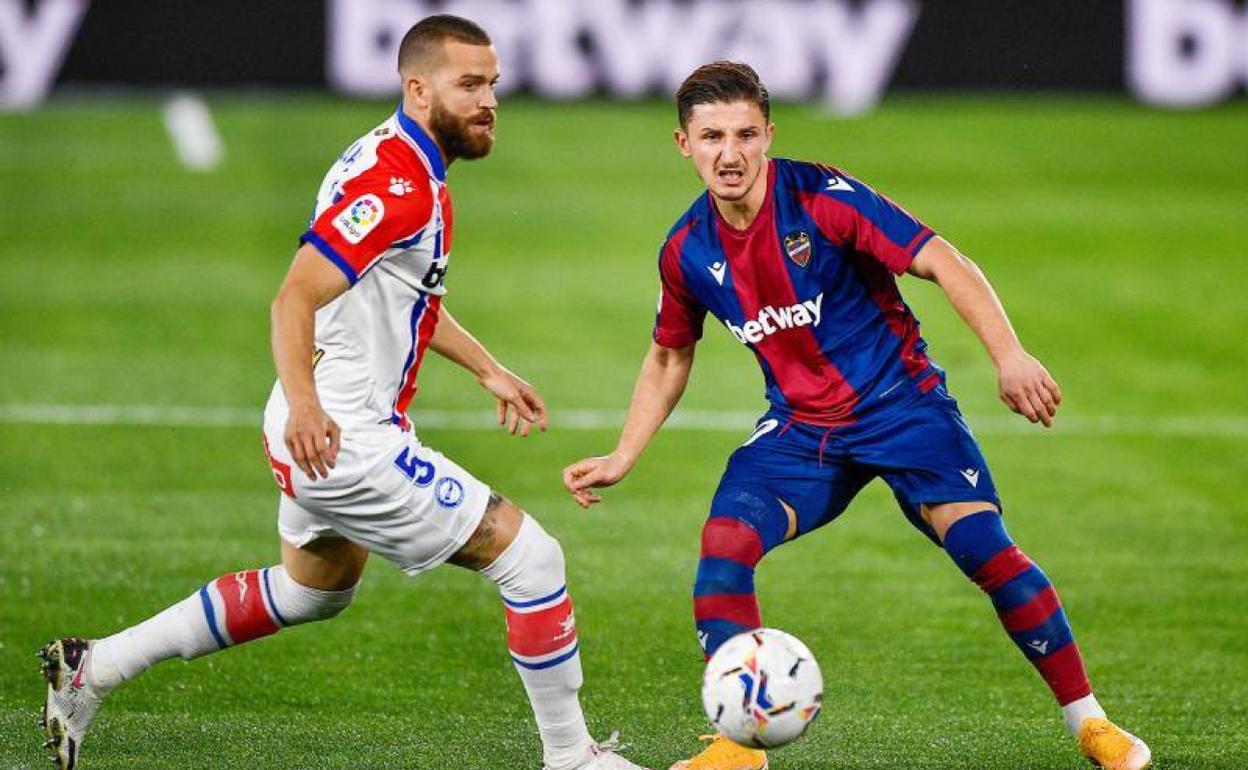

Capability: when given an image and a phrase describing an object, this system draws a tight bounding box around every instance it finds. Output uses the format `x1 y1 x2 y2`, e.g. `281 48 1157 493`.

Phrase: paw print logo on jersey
388 177 414 196
333 194 385 244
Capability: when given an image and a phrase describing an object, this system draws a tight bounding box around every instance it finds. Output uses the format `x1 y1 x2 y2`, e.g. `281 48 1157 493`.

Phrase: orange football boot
668 734 767 770
1078 717 1152 770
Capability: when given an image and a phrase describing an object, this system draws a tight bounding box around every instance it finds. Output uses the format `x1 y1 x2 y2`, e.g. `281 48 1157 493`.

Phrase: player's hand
562 453 631 509
479 366 548 437
996 349 1062 428
284 401 340 480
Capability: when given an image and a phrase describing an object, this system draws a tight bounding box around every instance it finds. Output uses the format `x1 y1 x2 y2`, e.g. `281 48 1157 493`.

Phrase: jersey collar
395 105 447 183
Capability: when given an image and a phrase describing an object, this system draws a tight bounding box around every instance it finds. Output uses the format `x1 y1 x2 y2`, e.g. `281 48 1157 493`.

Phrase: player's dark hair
398 14 491 73
676 61 770 128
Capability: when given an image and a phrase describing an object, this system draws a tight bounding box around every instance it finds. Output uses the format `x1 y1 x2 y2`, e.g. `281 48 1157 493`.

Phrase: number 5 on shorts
394 446 436 487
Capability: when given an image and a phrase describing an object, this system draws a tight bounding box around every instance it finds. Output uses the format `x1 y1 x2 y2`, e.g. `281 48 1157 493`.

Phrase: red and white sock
482 514 593 770
88 565 355 692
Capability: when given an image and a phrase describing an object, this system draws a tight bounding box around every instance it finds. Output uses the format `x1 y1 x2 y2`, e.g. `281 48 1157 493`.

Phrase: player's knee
699 516 765 568
482 513 567 597
923 500 1000 543
450 492 525 570
270 565 357 624
706 488 788 557
517 516 566 585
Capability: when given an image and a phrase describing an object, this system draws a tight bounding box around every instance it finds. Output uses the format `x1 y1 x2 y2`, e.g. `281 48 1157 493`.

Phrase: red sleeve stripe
798 192 921 275
905 227 936 255
654 222 702 348
970 545 1034 593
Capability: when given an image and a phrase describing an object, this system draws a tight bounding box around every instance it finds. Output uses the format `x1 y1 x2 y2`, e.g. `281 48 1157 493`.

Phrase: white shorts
261 418 490 577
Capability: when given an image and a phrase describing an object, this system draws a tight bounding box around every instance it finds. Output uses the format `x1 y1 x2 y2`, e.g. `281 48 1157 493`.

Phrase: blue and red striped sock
943 510 1093 705
694 516 766 658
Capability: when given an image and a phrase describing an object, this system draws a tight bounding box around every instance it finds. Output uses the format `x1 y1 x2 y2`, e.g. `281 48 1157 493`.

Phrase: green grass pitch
1 95 1246 768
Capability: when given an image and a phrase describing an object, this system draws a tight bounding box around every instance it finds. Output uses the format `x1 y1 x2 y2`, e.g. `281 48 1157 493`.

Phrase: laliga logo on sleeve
334 194 385 244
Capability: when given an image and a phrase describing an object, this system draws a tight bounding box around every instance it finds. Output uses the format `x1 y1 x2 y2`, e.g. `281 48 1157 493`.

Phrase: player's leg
340 431 641 770
924 501 1098 721
449 492 643 770
860 403 1149 769
677 417 868 770
39 521 363 770
926 502 1150 769
89 519 364 689
692 419 868 661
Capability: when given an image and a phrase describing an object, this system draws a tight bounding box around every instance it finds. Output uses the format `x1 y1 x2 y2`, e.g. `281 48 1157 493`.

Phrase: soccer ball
701 628 823 749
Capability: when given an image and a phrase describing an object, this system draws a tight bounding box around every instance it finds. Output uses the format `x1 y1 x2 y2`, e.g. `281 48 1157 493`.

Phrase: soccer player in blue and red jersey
563 62 1151 770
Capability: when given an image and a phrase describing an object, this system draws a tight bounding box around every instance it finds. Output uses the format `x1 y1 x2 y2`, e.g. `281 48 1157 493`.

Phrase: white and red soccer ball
701 628 823 750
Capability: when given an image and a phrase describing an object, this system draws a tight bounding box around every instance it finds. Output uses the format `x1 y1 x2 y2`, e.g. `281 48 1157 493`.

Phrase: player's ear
762 122 775 151
674 128 692 158
404 74 432 111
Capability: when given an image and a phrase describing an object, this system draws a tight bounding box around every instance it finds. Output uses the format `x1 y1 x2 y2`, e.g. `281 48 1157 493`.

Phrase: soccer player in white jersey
38 16 647 770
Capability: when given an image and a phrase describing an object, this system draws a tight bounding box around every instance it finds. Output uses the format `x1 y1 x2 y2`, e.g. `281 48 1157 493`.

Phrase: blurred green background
1 96 1246 768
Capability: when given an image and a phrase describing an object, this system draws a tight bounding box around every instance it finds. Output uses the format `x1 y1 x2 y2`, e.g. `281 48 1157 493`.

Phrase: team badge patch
333 194 385 244
784 231 812 267
435 477 465 508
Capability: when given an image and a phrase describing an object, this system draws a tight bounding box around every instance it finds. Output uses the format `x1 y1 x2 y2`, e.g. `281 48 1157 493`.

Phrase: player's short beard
429 97 494 162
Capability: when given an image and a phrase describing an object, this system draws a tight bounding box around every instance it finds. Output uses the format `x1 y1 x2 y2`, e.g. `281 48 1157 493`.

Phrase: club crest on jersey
435 477 465 508
334 194 384 244
784 231 812 267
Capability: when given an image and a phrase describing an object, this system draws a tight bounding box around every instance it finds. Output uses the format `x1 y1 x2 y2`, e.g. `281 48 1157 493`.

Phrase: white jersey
267 106 454 431
259 108 490 578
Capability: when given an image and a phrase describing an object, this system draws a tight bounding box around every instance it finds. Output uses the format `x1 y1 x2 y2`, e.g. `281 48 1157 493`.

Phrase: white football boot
555 732 653 770
38 638 106 770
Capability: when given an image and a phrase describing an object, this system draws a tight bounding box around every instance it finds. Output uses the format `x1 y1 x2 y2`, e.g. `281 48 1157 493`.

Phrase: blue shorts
711 390 1000 548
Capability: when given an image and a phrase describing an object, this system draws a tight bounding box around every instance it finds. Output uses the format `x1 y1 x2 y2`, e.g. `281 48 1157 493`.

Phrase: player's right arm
562 341 695 508
563 229 706 508
271 243 350 481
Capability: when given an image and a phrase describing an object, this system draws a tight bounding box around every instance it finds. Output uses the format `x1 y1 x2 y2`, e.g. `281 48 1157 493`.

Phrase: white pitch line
162 92 224 171
0 404 1246 437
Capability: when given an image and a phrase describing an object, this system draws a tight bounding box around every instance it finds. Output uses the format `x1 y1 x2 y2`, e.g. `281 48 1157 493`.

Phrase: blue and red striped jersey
653 158 942 426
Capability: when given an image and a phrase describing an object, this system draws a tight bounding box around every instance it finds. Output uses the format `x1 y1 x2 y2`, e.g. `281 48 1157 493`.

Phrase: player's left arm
908 237 1062 427
428 305 547 436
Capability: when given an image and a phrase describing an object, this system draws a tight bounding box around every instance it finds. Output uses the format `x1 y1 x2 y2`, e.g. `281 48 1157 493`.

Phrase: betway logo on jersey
726 293 824 345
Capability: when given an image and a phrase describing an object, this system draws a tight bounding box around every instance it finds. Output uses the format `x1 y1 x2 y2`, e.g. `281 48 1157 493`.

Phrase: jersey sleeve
300 173 435 285
652 232 706 349
805 166 935 275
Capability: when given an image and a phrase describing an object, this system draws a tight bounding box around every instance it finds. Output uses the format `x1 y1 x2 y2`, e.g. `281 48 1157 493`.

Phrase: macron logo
825 176 855 192
708 261 727 285
726 293 823 345
960 468 980 487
